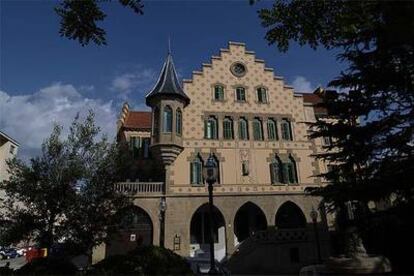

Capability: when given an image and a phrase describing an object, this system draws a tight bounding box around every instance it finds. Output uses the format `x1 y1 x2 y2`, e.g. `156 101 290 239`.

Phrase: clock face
231 62 246 77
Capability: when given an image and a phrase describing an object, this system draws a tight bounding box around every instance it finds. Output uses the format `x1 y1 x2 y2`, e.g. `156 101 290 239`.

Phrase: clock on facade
231 62 247 77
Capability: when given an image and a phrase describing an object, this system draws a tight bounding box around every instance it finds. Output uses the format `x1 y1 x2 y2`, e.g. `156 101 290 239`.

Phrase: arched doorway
234 202 267 244
106 206 153 257
275 201 307 229
190 204 226 261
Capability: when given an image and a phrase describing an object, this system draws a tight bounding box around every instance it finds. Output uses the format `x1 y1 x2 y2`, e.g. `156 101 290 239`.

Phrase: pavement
0 256 27 270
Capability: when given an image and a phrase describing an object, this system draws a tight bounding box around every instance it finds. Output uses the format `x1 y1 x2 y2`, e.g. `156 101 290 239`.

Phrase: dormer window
214 85 224 101
236 87 246 102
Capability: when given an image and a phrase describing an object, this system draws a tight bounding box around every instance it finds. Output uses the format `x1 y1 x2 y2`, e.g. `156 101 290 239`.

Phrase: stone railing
115 181 164 195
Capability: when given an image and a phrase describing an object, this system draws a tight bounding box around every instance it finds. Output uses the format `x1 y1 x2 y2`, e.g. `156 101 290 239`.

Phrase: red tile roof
123 111 152 129
300 93 327 115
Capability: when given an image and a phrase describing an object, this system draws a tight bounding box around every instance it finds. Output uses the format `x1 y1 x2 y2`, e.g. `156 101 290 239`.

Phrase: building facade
109 42 331 271
0 131 19 202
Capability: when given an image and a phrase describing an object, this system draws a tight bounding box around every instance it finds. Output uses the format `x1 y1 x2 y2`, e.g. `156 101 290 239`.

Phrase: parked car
186 257 230 275
0 248 19 259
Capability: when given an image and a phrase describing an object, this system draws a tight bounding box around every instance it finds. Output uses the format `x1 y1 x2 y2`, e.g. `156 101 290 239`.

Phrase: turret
145 53 190 166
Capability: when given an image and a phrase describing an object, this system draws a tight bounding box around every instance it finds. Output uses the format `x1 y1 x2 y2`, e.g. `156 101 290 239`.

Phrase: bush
16 257 78 275
91 245 193 275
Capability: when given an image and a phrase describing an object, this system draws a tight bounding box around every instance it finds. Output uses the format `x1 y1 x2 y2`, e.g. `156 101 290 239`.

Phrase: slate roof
146 53 190 106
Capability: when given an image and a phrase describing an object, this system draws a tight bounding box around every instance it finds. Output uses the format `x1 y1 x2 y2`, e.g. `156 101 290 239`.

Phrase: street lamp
310 207 322 263
202 154 219 275
159 197 167 247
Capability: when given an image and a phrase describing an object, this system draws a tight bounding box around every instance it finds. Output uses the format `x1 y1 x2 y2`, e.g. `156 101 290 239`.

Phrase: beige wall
0 136 18 183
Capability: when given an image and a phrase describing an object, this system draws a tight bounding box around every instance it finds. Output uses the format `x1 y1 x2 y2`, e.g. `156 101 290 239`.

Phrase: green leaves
55 0 144 46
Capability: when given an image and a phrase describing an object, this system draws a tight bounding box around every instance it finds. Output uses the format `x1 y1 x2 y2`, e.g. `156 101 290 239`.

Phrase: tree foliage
0 111 132 253
259 1 414 209
55 0 144 46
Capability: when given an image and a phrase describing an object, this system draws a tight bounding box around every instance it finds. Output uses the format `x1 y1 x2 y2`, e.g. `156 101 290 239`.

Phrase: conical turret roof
146 53 190 106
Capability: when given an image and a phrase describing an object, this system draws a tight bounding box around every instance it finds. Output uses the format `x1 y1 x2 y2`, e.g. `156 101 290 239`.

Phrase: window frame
213 85 225 101
176 108 182 135
281 118 293 141
162 105 173 133
257 87 268 103
238 118 249 140
190 156 204 185
253 118 264 141
223 117 234 140
204 116 218 139
267 118 278 141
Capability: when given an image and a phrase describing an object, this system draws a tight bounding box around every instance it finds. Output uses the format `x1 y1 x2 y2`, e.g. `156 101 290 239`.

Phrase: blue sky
0 0 344 159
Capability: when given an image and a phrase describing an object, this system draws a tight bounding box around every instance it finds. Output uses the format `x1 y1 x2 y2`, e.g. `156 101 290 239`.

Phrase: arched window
190 155 203 185
238 118 249 140
214 85 224 101
204 116 218 139
153 107 160 138
270 156 283 184
283 155 298 184
236 87 246 102
163 106 173 133
176 108 182 135
281 118 292 141
267 118 278 140
223 117 234 140
253 118 263 141
257 87 267 103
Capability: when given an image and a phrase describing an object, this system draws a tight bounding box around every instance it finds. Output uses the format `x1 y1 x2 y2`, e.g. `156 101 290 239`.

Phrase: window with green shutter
191 156 203 185
270 156 283 184
236 87 246 102
281 119 292 141
267 119 278 140
238 118 249 140
253 118 263 141
214 85 224 101
257 87 267 103
204 116 218 139
223 117 234 139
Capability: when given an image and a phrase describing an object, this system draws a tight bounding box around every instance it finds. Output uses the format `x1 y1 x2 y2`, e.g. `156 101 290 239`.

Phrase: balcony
115 181 164 196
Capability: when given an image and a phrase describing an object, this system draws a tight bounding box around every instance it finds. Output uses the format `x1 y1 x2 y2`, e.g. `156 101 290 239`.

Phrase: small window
257 87 267 103
176 108 182 135
267 119 278 140
9 145 16 155
238 118 249 140
214 85 224 101
283 155 298 184
281 119 292 141
242 161 249 176
223 117 234 140
163 106 173 133
191 155 203 185
236 87 246 102
204 116 218 139
253 118 263 141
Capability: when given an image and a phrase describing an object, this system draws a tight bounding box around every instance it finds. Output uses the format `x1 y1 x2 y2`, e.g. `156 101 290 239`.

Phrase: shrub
16 257 78 275
91 245 193 275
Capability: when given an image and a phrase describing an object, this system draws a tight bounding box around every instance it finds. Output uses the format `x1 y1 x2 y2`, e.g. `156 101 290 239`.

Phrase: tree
259 1 414 269
259 0 414 210
55 0 144 46
0 111 132 256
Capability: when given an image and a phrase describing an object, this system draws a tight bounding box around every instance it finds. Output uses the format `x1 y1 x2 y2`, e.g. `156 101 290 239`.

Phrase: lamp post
310 207 322 264
159 197 167 248
202 154 219 275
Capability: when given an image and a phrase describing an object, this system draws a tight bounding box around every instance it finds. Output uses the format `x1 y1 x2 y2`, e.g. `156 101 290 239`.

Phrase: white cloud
111 68 156 97
291 76 314 92
0 83 117 161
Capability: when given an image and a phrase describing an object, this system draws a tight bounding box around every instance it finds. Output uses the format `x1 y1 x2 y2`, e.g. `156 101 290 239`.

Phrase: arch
162 105 173 132
189 203 226 261
176 108 182 135
234 202 267 243
275 201 307 229
107 205 153 256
